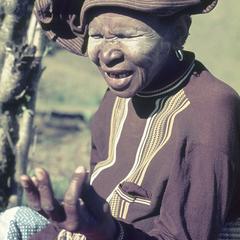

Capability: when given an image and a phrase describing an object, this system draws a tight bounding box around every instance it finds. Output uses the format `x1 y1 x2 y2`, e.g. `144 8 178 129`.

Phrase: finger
31 176 39 187
64 166 88 205
20 175 41 211
63 166 87 219
35 168 56 212
60 199 92 232
35 168 65 221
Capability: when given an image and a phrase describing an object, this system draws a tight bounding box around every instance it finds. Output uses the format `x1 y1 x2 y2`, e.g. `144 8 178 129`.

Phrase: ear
171 15 191 50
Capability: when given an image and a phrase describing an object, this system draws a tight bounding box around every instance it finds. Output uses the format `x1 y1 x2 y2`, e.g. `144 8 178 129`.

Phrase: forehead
88 8 165 32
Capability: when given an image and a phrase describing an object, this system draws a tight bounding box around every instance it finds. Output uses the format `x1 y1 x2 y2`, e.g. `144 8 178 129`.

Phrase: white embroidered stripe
107 90 190 220
137 98 190 184
116 186 151 205
127 90 188 184
90 98 130 185
128 98 165 182
106 97 162 203
129 94 176 184
134 91 190 185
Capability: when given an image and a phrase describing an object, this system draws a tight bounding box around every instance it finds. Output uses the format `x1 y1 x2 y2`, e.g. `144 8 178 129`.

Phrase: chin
109 87 138 98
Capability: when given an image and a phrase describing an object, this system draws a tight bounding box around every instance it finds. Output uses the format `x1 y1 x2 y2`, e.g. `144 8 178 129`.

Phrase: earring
175 49 184 62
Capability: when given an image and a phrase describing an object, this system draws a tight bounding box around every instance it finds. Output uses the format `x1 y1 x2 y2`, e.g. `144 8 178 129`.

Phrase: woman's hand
20 166 117 240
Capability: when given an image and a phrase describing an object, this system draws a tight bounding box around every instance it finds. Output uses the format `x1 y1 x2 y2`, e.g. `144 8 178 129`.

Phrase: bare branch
0 1 48 208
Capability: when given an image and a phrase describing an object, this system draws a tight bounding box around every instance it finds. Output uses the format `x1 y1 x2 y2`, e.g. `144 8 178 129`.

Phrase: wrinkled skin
88 8 180 98
21 8 186 240
21 167 117 240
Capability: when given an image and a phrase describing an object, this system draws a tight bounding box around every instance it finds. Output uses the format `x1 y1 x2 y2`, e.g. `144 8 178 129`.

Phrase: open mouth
103 70 134 91
106 71 133 79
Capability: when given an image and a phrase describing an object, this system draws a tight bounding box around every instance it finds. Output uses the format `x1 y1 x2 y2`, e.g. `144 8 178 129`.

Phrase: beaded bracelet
56 222 124 240
57 230 86 240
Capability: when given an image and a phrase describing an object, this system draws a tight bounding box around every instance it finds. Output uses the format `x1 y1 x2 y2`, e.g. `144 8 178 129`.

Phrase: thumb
62 166 88 232
64 166 88 213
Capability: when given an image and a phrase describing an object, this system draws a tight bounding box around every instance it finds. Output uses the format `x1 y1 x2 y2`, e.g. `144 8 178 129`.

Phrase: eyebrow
89 24 148 34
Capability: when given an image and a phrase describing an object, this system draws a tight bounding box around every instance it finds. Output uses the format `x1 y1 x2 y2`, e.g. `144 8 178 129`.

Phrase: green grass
186 0 240 91
37 52 106 120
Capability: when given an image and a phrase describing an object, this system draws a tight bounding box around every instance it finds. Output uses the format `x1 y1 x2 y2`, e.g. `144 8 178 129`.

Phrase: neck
142 50 192 93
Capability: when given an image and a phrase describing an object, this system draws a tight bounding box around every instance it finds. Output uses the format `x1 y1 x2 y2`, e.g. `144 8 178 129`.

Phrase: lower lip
104 73 133 91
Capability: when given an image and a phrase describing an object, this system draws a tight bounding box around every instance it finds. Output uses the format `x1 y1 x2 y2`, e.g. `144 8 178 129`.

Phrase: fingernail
20 176 29 188
20 175 28 180
35 168 45 180
75 166 85 173
31 176 39 186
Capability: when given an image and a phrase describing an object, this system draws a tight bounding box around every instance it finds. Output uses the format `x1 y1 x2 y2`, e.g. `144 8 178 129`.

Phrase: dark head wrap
35 0 218 56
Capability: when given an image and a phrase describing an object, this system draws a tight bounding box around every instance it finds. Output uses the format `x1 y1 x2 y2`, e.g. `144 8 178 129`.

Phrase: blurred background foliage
27 0 240 200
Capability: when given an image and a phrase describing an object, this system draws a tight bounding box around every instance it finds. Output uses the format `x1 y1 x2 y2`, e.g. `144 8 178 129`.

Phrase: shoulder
185 61 240 111
181 62 240 149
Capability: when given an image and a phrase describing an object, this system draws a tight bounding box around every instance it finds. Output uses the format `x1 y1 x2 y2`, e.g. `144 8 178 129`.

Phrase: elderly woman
1 0 240 239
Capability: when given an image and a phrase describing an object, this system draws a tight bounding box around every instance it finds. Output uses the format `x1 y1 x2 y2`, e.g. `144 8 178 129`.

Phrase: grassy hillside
186 0 240 91
29 1 240 199
37 53 105 120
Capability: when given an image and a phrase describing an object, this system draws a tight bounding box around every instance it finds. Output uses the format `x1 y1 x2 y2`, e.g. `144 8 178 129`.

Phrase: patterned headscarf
34 0 218 56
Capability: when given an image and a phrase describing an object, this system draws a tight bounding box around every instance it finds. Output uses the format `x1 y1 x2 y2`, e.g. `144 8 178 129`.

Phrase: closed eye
116 34 126 39
89 34 144 40
117 34 144 39
89 34 103 39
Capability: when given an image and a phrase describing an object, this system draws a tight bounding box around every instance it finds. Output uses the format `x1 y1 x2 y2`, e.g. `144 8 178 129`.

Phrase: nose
100 47 124 67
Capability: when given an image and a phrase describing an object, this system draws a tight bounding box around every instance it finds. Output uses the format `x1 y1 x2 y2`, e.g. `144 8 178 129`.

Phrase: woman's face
87 9 175 98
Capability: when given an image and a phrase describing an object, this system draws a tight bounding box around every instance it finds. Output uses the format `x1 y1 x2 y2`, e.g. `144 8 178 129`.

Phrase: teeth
120 74 127 78
107 71 132 79
109 73 115 78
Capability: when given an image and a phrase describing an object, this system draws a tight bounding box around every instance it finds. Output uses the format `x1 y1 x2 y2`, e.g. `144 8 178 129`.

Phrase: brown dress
30 52 240 240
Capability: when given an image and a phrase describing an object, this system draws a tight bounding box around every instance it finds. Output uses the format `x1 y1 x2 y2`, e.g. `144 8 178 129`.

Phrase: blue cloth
0 207 49 240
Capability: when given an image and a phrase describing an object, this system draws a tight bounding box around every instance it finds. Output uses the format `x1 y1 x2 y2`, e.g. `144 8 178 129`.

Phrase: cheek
87 39 101 64
139 39 171 76
124 37 166 68
148 40 171 78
